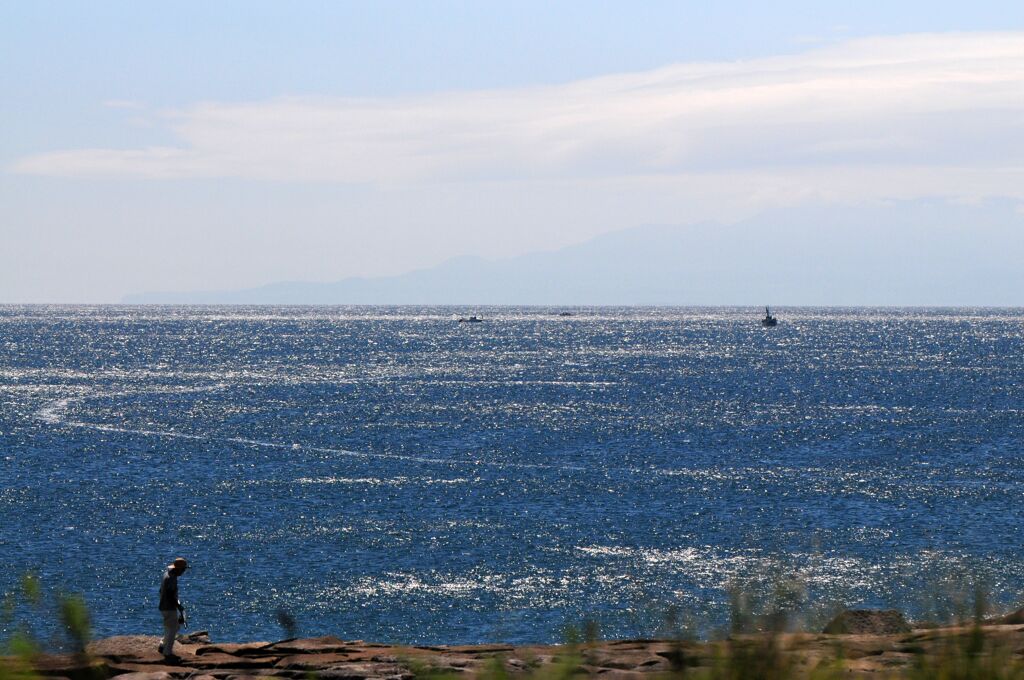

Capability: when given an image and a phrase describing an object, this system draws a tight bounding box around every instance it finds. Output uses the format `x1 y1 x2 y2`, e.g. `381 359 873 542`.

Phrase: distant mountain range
124 200 1024 306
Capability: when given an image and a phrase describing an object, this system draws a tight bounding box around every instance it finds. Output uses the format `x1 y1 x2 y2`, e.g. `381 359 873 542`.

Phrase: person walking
158 557 188 658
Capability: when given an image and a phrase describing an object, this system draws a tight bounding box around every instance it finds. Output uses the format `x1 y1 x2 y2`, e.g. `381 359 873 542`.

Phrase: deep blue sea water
2 306 1024 644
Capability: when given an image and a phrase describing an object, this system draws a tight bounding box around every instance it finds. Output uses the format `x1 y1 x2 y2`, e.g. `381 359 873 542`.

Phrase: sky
2 1 1024 302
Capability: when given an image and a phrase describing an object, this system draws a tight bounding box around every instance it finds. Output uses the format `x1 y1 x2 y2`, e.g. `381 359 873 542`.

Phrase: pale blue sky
2 2 1024 301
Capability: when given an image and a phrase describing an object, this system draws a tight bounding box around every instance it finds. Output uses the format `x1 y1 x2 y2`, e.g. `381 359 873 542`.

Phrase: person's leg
161 610 179 656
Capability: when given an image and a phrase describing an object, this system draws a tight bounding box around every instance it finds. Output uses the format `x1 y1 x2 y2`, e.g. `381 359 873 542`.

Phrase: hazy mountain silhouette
124 200 1024 305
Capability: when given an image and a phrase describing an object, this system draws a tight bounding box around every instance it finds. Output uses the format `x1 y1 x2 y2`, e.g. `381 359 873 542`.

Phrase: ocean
2 306 1023 644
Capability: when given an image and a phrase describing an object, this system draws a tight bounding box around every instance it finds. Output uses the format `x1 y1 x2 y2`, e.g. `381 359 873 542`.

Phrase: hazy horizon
117 200 1024 307
3 2 1024 303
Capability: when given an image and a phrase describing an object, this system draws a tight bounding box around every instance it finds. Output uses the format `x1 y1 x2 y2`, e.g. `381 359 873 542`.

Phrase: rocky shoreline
9 612 1024 680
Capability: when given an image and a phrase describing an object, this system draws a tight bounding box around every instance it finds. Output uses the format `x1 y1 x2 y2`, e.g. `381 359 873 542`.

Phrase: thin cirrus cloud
11 32 1024 184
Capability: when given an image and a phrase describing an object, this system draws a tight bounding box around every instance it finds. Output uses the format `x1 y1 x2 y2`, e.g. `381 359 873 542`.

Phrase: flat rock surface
106 661 195 676
9 623 1024 678
28 653 109 680
87 635 203 662
265 636 354 654
274 652 356 670
188 652 280 669
194 643 274 657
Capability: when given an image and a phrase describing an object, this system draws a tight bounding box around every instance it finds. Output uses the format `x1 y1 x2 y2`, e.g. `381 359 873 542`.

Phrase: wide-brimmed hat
168 557 189 571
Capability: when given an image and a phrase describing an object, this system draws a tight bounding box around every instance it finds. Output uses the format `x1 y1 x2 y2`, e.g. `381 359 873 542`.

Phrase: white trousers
160 609 179 656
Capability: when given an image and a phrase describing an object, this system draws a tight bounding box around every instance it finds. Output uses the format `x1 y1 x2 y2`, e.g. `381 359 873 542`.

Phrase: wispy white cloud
13 32 1024 190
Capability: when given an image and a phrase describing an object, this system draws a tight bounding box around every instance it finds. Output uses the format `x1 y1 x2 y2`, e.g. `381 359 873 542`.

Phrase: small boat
458 315 483 323
557 312 573 317
761 306 778 327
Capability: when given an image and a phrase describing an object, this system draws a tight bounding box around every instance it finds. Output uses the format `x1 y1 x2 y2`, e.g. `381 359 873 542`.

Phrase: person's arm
159 573 173 609
176 588 186 625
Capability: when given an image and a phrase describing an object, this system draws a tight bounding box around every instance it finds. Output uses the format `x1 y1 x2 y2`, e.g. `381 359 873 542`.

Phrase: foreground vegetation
4 573 1024 679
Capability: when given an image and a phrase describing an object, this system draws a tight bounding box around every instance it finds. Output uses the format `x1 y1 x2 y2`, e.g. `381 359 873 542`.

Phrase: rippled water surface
2 306 1024 643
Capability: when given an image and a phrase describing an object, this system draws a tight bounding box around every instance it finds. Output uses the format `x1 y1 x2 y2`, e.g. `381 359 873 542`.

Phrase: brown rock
876 651 916 667
595 671 648 680
316 664 412 680
504 658 528 671
444 645 514 654
57 627 1024 680
30 654 109 680
637 655 669 668
264 637 354 654
994 608 1024 625
434 656 473 668
574 665 604 676
189 653 279 670
607 640 658 647
274 653 353 670
87 635 166 661
107 662 194 677
584 651 654 670
178 631 211 644
653 647 705 669
823 610 912 635
194 644 275 657
86 635 202 663
825 638 894 659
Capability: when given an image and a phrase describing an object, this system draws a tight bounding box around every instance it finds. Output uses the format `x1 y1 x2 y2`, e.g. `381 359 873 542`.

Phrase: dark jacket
159 569 181 612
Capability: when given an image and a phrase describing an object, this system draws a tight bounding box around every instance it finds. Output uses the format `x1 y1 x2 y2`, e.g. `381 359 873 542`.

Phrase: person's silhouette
158 557 189 658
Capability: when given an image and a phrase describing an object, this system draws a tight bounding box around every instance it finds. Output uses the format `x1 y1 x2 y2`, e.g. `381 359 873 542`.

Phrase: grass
0 574 94 680
4 574 1024 678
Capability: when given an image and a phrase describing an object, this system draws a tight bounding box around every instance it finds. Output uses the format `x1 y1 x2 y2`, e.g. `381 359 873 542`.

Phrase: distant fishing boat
458 315 483 323
761 306 778 327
